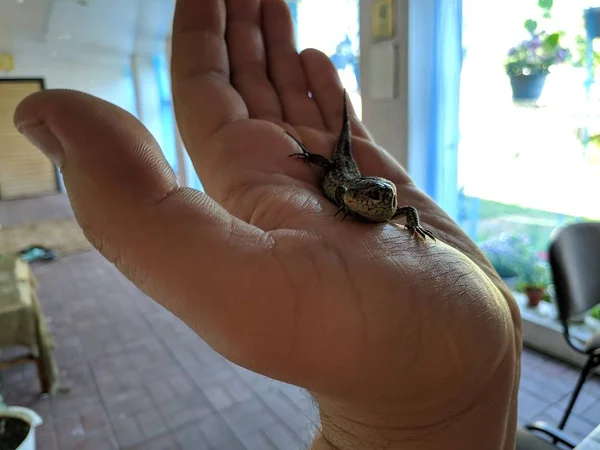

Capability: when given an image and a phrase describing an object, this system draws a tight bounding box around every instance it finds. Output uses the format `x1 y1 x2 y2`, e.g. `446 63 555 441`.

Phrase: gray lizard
286 90 435 241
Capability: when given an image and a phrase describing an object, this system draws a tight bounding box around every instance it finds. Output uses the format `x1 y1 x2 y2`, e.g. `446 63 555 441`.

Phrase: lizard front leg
286 132 333 170
392 206 436 241
333 185 351 221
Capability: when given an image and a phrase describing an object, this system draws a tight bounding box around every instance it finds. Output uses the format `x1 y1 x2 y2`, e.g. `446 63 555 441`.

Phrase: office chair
516 422 578 449
547 222 600 431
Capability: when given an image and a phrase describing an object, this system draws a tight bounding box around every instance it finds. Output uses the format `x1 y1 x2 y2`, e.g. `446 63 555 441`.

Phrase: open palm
14 0 522 448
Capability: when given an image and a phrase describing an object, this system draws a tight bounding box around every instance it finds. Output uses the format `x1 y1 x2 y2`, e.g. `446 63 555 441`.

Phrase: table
576 424 600 449
0 255 58 394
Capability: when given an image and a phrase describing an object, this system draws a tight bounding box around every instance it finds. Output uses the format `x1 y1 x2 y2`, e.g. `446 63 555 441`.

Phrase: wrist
312 403 516 450
310 355 519 450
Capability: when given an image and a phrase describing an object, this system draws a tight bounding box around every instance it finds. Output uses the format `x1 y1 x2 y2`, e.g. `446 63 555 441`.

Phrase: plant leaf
543 33 560 50
524 19 538 34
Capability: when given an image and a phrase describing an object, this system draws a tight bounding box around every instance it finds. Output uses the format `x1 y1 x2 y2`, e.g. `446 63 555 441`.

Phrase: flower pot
585 7 600 40
525 287 545 308
0 407 43 450
508 72 547 102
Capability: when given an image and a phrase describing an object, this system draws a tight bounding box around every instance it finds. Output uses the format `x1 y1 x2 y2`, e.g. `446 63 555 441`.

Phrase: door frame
0 78 62 195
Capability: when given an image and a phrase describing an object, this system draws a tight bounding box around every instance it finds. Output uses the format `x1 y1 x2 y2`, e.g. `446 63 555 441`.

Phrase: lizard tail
342 88 349 135
333 88 352 161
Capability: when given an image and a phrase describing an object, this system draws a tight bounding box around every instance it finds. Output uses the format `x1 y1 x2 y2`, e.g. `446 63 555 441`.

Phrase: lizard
286 89 435 241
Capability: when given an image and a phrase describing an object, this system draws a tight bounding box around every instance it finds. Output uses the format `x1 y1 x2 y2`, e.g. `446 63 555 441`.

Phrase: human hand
14 1 522 449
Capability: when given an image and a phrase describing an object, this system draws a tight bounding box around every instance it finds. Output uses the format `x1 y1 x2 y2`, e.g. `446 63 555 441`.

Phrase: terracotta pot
525 287 545 308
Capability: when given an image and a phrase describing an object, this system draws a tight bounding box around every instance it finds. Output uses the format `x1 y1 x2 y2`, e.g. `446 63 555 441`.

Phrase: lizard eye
367 191 381 200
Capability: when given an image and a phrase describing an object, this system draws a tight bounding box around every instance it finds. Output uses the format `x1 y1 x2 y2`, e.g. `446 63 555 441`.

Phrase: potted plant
0 394 43 450
505 0 569 102
584 305 600 330
479 233 533 289
517 260 552 308
505 25 569 101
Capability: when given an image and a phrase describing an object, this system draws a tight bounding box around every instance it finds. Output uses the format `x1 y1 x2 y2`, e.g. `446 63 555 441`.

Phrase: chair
516 422 578 449
517 222 600 449
547 222 600 431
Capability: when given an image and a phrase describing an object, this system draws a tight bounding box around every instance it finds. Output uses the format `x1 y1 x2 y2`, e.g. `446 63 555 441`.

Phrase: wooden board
0 79 58 199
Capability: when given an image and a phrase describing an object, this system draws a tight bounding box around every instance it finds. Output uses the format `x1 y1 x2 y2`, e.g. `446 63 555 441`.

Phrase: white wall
359 0 447 201
2 43 137 115
1 39 189 180
359 0 410 169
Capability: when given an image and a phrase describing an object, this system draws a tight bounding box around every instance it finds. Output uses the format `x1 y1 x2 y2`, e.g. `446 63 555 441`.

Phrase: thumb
13 89 287 369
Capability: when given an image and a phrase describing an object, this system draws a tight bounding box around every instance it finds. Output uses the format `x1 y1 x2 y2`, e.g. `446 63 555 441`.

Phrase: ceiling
0 0 176 59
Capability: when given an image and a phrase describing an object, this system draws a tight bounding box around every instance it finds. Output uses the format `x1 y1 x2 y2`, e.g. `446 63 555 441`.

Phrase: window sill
514 291 600 375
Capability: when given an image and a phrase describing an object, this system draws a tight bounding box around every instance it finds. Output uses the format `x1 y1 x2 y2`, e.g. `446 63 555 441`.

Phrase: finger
226 0 283 121
171 0 247 147
300 48 372 140
262 0 326 129
13 89 287 371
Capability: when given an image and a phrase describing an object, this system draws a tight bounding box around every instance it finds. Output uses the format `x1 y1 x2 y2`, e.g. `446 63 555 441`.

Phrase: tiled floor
1 194 599 449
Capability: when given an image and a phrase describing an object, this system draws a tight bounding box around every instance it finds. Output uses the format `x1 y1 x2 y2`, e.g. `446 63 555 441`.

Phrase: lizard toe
405 225 436 242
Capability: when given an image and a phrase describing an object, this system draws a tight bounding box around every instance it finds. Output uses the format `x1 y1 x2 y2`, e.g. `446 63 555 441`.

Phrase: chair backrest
548 222 600 321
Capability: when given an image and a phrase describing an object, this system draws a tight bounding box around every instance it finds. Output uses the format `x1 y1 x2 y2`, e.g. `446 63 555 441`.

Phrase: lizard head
342 177 398 222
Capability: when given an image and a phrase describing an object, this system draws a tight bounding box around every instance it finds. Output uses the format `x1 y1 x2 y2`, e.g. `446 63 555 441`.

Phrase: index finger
171 0 247 145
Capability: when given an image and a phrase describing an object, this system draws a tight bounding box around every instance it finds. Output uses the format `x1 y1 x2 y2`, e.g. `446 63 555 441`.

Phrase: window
293 0 361 115
458 0 600 257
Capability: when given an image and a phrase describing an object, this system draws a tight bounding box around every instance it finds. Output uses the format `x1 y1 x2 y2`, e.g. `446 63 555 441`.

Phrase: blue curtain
153 54 178 175
286 0 299 47
153 53 204 192
408 0 463 220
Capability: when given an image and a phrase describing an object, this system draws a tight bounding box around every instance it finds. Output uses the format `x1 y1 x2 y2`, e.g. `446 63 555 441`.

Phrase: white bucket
0 407 43 450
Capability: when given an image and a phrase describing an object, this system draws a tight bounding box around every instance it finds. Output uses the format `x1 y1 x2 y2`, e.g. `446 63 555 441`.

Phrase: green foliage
517 260 552 290
538 0 553 9
505 31 569 76
479 233 552 291
569 34 600 70
543 32 559 49
479 233 532 278
525 19 538 34
504 0 568 75
590 305 600 320
538 0 553 17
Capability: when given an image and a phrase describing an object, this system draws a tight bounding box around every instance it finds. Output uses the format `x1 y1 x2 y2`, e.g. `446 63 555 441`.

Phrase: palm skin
184 111 523 446
13 0 522 448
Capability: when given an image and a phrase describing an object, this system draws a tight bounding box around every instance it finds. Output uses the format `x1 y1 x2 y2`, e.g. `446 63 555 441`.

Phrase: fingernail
16 121 65 167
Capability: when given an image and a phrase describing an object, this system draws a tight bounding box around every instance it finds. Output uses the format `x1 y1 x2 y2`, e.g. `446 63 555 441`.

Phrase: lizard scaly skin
286 90 435 241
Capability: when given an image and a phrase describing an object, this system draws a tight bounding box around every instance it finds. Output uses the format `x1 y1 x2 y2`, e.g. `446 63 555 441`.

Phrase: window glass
459 0 600 260
293 0 361 116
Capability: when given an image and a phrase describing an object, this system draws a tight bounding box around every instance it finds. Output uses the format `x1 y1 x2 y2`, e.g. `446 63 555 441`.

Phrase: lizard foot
393 206 436 241
289 152 310 163
405 224 436 241
286 132 310 160
334 204 351 221
285 132 333 170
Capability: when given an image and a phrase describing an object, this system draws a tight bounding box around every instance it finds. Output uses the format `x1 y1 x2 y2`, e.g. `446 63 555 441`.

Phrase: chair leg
557 355 594 430
34 357 50 394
